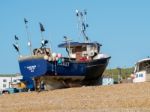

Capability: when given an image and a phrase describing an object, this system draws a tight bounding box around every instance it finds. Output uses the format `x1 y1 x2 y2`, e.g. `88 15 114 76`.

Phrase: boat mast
48 33 53 53
76 9 89 42
24 18 32 56
39 22 47 48
76 10 81 41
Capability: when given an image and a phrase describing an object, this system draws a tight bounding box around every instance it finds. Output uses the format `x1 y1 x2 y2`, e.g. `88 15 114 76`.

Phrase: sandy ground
0 82 150 112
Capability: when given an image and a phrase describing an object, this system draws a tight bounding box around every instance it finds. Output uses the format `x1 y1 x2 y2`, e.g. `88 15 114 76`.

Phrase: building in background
0 74 22 92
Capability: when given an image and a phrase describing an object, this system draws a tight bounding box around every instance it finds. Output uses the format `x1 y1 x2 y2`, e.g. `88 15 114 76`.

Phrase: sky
0 0 150 74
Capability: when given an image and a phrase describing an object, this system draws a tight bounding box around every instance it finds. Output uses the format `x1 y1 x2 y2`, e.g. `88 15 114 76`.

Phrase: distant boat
133 58 150 83
18 10 111 90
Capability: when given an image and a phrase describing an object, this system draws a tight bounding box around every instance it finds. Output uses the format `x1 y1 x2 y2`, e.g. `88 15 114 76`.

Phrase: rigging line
76 10 82 41
24 19 32 56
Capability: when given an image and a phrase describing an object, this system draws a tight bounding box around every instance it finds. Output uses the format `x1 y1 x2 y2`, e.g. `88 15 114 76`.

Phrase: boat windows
82 46 86 51
68 44 99 60
71 46 86 54
139 74 143 77
138 61 150 72
71 48 76 54
13 80 17 82
3 79 7 82
75 46 82 52
3 84 6 88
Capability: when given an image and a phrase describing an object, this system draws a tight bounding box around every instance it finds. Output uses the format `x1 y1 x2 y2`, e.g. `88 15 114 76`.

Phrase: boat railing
33 48 51 56
18 55 44 61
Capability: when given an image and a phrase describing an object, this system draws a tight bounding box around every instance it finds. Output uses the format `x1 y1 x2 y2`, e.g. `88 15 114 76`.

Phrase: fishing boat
133 57 150 83
14 10 111 90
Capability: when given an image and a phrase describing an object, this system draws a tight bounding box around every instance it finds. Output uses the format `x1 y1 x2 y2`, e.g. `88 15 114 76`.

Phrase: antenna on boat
13 35 21 56
63 36 72 59
48 33 53 52
24 18 32 56
75 9 89 42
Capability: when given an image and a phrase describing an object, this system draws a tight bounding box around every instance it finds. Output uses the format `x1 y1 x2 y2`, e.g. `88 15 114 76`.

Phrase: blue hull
19 56 110 82
19 57 48 78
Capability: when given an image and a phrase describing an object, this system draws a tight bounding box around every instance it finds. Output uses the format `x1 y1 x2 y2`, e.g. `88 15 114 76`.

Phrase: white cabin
58 42 103 61
133 58 150 83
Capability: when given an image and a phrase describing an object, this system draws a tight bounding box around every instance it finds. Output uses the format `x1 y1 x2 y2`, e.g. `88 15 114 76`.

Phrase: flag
84 10 87 15
13 44 19 52
76 12 79 16
24 18 28 24
64 36 67 39
44 40 48 45
82 23 86 31
39 22 45 32
41 40 48 47
15 35 19 40
86 24 89 27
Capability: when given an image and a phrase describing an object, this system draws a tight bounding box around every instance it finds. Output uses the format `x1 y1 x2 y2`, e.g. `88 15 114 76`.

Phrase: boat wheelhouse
133 58 150 83
58 42 102 60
